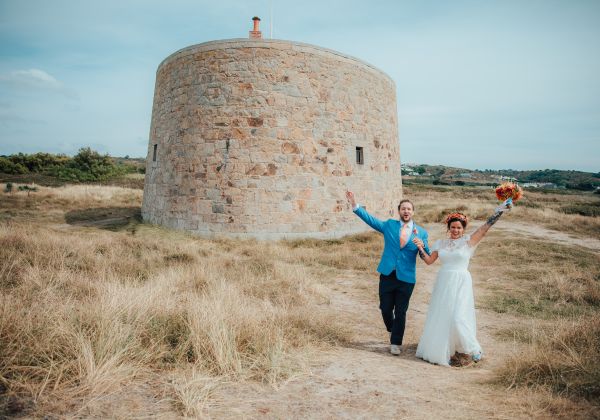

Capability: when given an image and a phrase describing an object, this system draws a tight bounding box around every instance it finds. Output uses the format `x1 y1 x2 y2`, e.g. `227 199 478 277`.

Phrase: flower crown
444 212 468 225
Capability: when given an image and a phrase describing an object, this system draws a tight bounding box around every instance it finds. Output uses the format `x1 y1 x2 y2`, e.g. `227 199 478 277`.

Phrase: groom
346 191 430 355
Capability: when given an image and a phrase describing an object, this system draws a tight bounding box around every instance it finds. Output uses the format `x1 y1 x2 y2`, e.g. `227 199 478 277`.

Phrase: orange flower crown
495 182 523 202
444 212 468 225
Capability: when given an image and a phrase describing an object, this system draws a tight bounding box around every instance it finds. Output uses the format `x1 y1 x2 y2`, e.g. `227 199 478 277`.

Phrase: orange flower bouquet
495 182 523 203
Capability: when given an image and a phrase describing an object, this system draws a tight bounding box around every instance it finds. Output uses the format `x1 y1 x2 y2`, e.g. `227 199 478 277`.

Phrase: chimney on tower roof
249 16 262 39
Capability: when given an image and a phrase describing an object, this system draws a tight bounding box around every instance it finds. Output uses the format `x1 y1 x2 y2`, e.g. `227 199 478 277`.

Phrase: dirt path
193 221 600 418
202 242 544 418
494 221 600 252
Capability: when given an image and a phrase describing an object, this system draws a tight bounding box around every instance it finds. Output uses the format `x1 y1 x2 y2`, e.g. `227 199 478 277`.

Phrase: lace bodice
431 234 476 271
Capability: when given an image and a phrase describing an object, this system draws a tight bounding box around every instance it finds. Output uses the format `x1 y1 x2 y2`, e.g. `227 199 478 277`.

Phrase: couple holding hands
345 191 511 366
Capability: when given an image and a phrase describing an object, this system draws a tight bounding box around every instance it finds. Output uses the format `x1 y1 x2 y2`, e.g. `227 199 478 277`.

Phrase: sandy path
494 221 600 251
58 215 591 418
203 253 538 419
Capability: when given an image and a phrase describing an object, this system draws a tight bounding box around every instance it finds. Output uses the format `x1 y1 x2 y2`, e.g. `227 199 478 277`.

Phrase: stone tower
142 35 403 239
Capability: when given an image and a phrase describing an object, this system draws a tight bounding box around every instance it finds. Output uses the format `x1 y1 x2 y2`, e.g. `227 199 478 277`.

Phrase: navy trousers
379 271 415 345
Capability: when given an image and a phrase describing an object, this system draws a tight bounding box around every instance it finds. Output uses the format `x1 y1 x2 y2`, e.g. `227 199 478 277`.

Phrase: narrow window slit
356 146 364 165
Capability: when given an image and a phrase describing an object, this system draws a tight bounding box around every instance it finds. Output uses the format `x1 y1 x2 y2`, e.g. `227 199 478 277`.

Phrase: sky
0 0 599 172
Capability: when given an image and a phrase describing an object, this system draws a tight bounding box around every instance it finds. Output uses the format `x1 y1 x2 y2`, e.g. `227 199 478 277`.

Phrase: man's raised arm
346 190 384 233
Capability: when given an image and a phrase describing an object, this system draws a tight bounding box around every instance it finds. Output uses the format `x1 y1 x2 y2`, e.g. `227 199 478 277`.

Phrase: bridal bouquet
495 182 523 202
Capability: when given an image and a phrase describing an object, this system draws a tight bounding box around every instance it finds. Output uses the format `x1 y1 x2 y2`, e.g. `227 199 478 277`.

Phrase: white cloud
0 68 79 100
0 68 62 89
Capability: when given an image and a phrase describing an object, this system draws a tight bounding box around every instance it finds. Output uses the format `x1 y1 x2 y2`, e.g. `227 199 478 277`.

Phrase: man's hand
413 237 431 261
346 190 357 208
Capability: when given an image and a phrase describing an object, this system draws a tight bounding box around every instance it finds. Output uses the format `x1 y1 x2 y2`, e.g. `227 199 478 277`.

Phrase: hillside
402 164 600 190
1 150 598 192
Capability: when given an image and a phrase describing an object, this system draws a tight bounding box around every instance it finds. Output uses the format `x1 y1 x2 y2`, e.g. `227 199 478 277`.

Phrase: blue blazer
353 206 430 284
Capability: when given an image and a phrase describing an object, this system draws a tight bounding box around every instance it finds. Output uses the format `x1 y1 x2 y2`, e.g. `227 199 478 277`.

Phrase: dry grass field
0 183 598 418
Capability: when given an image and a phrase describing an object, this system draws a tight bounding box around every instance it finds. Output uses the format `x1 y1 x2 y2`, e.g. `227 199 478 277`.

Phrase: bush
8 152 69 172
0 157 28 174
1 150 138 182
566 182 597 191
17 185 38 196
47 148 127 181
562 203 600 217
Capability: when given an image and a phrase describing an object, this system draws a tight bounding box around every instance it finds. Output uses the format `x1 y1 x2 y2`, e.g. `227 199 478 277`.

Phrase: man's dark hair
398 199 414 211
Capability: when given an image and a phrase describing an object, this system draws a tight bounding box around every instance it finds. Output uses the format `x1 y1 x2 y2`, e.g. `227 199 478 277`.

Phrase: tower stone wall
142 39 403 239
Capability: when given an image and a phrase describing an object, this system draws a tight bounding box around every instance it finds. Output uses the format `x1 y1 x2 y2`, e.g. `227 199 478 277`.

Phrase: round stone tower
142 38 403 239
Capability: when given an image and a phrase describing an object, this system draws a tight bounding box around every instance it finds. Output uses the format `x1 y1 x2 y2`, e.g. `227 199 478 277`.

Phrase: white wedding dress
416 234 482 366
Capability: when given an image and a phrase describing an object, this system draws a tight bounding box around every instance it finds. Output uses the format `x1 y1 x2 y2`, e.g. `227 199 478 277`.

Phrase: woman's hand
412 237 424 249
494 198 513 214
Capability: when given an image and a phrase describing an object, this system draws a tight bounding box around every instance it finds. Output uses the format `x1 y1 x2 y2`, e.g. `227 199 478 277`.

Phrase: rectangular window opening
356 146 364 165
152 144 157 162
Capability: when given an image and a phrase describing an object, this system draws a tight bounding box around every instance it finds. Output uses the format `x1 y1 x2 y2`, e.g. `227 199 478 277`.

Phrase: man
346 191 430 355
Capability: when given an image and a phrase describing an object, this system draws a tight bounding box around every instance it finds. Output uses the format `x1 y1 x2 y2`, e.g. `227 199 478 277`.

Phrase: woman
412 200 511 366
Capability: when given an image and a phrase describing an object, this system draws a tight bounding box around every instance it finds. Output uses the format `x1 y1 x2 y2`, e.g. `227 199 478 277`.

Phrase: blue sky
0 0 598 171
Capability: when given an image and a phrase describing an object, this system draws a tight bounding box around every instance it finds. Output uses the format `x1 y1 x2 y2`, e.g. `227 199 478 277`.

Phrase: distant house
401 164 427 176
458 173 473 178
496 175 518 182
522 182 557 189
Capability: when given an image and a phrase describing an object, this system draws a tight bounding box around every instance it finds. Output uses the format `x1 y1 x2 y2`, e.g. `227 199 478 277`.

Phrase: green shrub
561 203 600 217
47 148 128 181
0 157 28 174
1 149 137 182
8 152 69 172
18 185 38 194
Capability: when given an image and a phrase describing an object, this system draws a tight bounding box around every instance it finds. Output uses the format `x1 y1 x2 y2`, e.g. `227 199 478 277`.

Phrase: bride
412 200 511 366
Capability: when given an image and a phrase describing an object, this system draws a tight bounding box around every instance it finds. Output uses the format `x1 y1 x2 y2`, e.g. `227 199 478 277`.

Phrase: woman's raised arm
468 199 511 247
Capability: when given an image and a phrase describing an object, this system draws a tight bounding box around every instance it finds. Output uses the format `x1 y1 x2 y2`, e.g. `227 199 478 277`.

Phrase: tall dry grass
474 237 600 318
468 234 599 411
0 186 355 417
405 185 600 412
495 316 600 402
2 182 598 417
404 184 600 237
